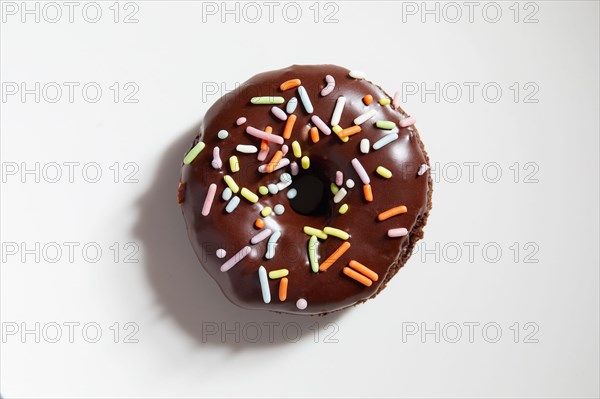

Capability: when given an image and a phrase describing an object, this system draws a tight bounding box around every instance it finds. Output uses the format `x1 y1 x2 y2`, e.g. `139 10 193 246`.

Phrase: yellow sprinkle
258 186 269 195
303 226 327 240
292 140 302 158
376 166 392 179
379 98 391 106
323 227 350 240
301 156 310 169
229 155 239 173
332 125 349 143
339 204 349 214
330 183 339 195
268 269 289 279
240 187 258 203
223 175 239 193
261 206 272 217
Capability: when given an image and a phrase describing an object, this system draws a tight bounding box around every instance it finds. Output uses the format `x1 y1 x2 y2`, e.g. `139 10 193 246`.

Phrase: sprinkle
251 96 284 105
216 249 226 258
255 218 264 229
281 144 289 156
229 155 239 173
258 186 269 196
372 133 399 150
201 183 217 216
225 196 241 213
266 150 284 173
291 141 302 158
287 188 297 199
211 147 222 169
183 141 205 165
303 226 327 240
351 158 370 184
363 94 373 105
360 139 370 154
392 91 401 108
280 173 292 183
269 269 289 279
251 228 273 244
399 116 416 128
177 181 186 205
321 74 335 96
276 179 291 191
236 144 258 153
354 109 377 125
376 166 392 179
379 98 391 106
236 117 246 126
319 241 351 272
222 187 233 201
283 114 297 139
349 70 366 79
217 130 229 139
240 187 259 203
257 128 271 162
258 157 290 173
290 162 299 176
378 205 408 221
220 246 251 272
331 96 346 126
332 125 349 142
310 127 319 143
246 126 284 144
265 230 281 259
388 228 408 238
311 115 331 135
339 125 362 138
286 97 298 114
346 179 355 188
363 184 373 202
376 121 396 130
296 298 308 310
339 204 349 214
223 175 239 193
268 184 279 195
261 207 272 217
348 260 379 281
258 266 271 303
308 235 319 273
271 106 288 121
301 156 310 169
335 171 343 186
323 227 350 240
343 267 372 286
279 278 288 301
274 204 285 215
333 188 348 203
418 164 429 176
297 85 313 113
280 78 301 91
330 183 339 195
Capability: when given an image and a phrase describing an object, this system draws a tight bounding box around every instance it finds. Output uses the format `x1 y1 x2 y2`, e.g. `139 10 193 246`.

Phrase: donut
179 65 432 315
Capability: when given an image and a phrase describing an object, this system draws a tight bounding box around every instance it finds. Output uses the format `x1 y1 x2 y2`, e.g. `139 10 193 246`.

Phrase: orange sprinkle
363 184 373 202
279 277 288 301
310 126 319 143
349 260 379 282
319 241 351 272
255 218 265 229
339 125 362 138
283 114 297 139
363 94 373 105
261 126 272 151
343 267 372 287
280 79 301 91
266 150 283 173
377 205 408 221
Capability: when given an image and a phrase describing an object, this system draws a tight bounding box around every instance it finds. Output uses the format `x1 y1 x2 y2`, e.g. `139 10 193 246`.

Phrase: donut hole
289 172 330 216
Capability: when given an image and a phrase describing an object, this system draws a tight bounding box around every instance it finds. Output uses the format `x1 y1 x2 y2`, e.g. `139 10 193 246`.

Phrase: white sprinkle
225 196 240 213
258 266 271 303
353 109 377 125
290 162 299 176
333 188 348 203
311 115 331 135
360 139 370 154
349 70 366 79
236 144 258 154
287 188 298 199
280 173 292 183
351 158 370 184
296 298 308 310
217 130 229 139
372 133 399 150
286 97 298 114
220 246 251 272
265 230 281 259
222 187 232 201
321 75 335 96
251 228 273 244
211 147 222 169
274 204 285 215
277 179 291 191
346 179 355 188
236 117 247 126
268 184 279 195
258 157 290 173
330 96 346 126
298 85 313 113
271 106 288 121
418 164 429 176
216 249 226 259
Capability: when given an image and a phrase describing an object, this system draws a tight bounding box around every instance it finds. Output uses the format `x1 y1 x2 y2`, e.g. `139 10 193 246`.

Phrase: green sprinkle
240 187 258 203
223 175 239 193
330 183 339 195
292 140 302 158
376 166 393 179
323 227 350 240
301 156 310 169
183 142 205 165
379 98 391 106
229 155 239 173
375 121 396 130
303 226 327 240
268 269 289 279
261 207 272 217
339 204 349 214
250 96 285 105
258 185 269 195
308 235 319 273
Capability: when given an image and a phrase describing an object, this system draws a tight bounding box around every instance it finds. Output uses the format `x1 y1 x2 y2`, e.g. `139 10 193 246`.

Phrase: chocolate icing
180 65 431 315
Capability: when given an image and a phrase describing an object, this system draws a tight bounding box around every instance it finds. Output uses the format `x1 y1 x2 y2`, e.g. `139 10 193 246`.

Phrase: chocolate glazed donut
179 65 432 315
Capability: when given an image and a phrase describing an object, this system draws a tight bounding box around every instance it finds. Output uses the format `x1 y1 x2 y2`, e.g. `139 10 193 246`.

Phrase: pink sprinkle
201 183 217 216
281 144 289 156
236 117 247 126
250 228 273 244
311 115 331 135
399 116 416 128
290 161 299 176
271 106 288 121
392 91 401 108
257 148 269 162
220 246 252 272
320 75 335 96
335 171 343 186
388 228 408 238
246 126 284 144
351 158 370 184
211 147 222 169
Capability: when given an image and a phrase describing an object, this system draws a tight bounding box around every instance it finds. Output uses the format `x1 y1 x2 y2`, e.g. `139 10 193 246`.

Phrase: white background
1 1 599 398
